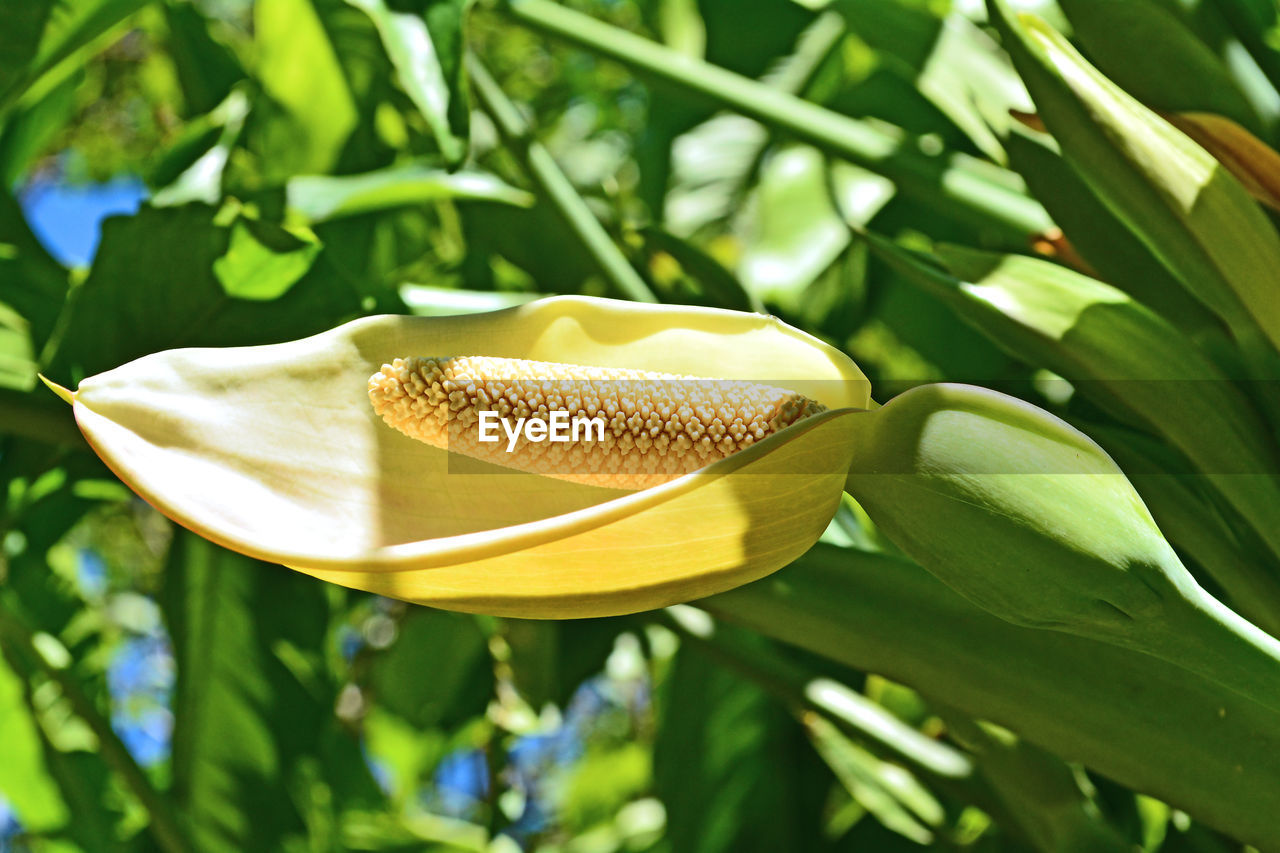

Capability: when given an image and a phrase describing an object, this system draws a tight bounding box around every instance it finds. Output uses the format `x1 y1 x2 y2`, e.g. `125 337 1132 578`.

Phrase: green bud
845 383 1280 715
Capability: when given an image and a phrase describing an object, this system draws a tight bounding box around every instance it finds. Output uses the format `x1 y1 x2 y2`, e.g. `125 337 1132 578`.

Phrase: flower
48 296 870 617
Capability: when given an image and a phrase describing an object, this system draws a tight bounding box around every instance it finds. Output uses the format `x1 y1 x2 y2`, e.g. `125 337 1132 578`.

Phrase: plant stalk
467 53 657 303
498 0 1052 242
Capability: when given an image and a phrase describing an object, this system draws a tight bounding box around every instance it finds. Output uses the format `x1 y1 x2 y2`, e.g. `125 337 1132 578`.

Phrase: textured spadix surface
368 355 828 489
64 296 870 617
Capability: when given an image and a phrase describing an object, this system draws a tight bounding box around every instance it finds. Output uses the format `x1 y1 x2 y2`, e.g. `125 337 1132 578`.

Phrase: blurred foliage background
5 0 1280 850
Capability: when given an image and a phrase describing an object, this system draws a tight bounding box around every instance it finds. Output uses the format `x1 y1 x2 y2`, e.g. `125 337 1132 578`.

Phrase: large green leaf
502 618 622 710
0 188 67 365
365 608 492 730
703 544 1280 848
654 643 813 853
161 531 342 853
942 715 1130 851
1085 421 1280 636
47 204 360 380
988 1 1280 362
162 2 245 118
1056 0 1263 133
1003 127 1219 337
829 0 1031 160
0 71 78 190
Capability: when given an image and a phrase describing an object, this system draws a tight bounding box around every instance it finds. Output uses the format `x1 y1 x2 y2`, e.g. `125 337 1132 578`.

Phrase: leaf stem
0 596 191 853
467 54 657 303
497 0 1051 242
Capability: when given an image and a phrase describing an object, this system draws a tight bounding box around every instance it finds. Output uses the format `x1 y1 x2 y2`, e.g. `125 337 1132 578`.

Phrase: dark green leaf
366 608 492 730
0 0 148 112
161 531 341 853
1057 0 1263 133
163 2 244 118
47 204 360 380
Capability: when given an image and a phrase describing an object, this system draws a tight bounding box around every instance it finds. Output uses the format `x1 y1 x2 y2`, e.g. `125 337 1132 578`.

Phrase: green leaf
162 1 244 118
0 0 149 113
638 227 758 312
0 71 78 189
1002 126 1219 336
150 89 250 208
868 237 1280 595
346 0 470 164
47 204 359 380
1056 0 1263 133
0 187 67 357
829 0 1031 160
0 302 37 391
286 164 533 223
654 644 802 853
253 0 359 179
0 650 69 835
1085 420 1280 637
502 618 621 710
365 609 492 730
804 714 941 845
988 2 1280 362
213 218 322 302
942 715 1131 852
737 145 849 312
161 531 337 853
704 543 1280 848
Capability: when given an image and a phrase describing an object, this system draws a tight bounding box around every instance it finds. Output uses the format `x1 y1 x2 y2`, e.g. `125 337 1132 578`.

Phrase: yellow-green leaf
1167 111 1280 213
989 1 1280 361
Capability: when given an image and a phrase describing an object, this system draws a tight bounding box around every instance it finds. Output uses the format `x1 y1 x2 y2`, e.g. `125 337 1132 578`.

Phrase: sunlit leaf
346 0 469 163
1056 0 1263 133
48 204 360 380
287 164 533 223
989 2 1280 360
867 236 1280 589
253 0 358 179
0 651 69 835
213 217 322 302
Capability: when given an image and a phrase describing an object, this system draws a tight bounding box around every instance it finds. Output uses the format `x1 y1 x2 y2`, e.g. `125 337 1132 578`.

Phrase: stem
467 54 657 304
0 596 191 853
0 388 83 446
498 0 1052 242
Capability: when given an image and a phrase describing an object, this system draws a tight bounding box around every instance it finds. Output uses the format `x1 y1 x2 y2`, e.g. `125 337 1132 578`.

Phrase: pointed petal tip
38 374 76 405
